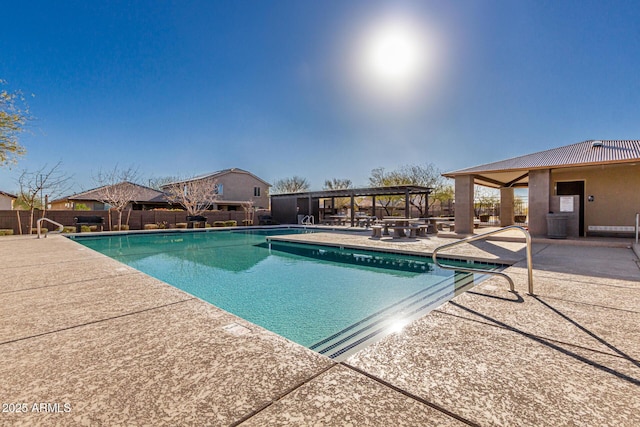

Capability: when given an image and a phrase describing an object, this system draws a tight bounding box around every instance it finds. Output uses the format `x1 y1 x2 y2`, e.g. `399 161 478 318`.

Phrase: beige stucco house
50 182 170 211
0 190 17 210
162 168 270 211
443 140 640 237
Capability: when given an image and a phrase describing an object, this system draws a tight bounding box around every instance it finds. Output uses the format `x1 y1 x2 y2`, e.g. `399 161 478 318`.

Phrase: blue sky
1 0 639 194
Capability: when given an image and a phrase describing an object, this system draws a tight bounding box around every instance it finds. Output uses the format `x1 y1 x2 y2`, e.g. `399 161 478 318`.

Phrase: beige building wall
216 171 270 209
454 175 475 235
551 163 640 230
528 169 551 237
0 195 14 210
499 187 514 227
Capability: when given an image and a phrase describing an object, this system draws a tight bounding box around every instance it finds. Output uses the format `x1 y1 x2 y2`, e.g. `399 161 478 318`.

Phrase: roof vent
591 140 603 148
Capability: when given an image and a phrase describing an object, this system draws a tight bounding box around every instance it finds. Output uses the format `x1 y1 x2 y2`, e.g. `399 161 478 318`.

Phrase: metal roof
443 140 640 188
271 185 432 199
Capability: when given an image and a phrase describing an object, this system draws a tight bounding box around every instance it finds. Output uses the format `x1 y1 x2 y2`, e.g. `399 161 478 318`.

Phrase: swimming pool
73 228 501 359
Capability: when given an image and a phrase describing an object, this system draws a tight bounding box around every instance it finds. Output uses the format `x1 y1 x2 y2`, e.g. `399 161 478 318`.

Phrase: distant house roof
443 140 640 188
0 190 18 199
162 168 271 188
53 182 169 204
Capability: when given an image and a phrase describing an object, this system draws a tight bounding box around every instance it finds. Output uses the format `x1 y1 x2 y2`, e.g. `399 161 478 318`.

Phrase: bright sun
365 22 424 84
357 17 427 95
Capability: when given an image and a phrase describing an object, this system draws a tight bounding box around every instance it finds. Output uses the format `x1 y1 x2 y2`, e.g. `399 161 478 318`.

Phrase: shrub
144 224 159 230
0 229 14 236
224 220 237 227
175 223 187 228
113 225 130 231
31 228 48 234
213 221 226 227
242 220 253 226
62 226 76 233
81 225 92 233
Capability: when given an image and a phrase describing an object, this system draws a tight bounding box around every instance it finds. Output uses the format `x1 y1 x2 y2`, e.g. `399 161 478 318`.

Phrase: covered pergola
270 185 433 226
443 140 640 237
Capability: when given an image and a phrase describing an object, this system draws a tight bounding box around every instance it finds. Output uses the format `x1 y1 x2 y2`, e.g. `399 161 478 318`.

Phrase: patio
0 230 638 426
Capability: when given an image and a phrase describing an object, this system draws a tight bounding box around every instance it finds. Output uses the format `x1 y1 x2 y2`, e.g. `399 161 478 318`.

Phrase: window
254 186 261 197
216 183 223 195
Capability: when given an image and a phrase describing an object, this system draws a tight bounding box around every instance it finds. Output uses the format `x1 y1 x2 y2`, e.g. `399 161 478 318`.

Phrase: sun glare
364 22 424 86
353 15 430 99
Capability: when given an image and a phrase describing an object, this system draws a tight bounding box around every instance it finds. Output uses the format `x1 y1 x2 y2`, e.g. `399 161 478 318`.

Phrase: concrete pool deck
0 230 638 426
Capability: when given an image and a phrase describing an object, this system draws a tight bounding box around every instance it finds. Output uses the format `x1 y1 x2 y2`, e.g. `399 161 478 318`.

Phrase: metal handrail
432 225 534 295
635 213 639 245
301 215 314 225
36 217 64 239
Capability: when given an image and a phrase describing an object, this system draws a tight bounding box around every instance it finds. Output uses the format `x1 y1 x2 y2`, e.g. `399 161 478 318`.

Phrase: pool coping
1 231 639 426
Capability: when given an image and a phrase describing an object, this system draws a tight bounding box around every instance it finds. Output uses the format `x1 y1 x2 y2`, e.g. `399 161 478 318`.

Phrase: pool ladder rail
432 225 534 296
36 217 64 239
301 215 314 225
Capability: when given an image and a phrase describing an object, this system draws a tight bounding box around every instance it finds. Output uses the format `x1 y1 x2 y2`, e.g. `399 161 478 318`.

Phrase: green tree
271 176 310 194
0 80 31 166
368 167 402 215
368 164 448 216
474 186 499 218
391 164 445 216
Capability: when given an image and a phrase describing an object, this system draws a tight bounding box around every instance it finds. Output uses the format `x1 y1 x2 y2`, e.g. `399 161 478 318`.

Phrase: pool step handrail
36 217 64 239
301 215 314 225
432 225 534 295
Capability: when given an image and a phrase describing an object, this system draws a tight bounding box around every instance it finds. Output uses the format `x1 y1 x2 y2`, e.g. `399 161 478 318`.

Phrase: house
161 168 271 211
50 182 171 211
0 190 17 210
443 140 640 237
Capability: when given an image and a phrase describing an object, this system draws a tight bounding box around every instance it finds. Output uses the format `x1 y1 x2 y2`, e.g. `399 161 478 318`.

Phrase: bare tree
147 175 180 190
241 199 255 225
323 178 352 190
93 166 140 230
323 178 353 210
271 176 310 194
163 176 218 217
17 161 72 233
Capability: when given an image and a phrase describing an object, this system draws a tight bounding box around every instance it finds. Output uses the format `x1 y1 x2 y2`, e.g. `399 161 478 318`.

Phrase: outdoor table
355 216 375 228
381 218 421 237
327 215 347 226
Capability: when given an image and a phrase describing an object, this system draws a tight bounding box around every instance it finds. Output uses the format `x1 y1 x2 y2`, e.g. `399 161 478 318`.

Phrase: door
556 181 584 236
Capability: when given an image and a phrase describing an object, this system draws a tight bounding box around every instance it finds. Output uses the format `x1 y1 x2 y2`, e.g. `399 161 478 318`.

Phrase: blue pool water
73 228 499 358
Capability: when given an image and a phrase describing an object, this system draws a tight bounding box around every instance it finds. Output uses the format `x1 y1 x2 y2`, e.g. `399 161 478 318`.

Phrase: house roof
443 140 640 188
0 190 18 199
162 168 271 188
53 182 169 204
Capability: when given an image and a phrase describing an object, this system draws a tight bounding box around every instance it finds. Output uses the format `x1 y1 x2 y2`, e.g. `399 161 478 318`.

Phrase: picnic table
380 218 425 238
355 215 375 228
325 215 348 226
